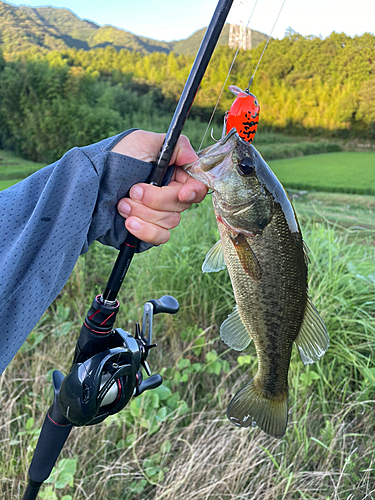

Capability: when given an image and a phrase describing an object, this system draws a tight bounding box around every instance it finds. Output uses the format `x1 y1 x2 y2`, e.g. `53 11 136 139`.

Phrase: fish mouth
198 128 238 173
182 128 240 186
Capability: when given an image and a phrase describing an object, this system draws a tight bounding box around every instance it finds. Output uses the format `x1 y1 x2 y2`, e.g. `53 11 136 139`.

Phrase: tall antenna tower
227 0 253 50
228 23 252 50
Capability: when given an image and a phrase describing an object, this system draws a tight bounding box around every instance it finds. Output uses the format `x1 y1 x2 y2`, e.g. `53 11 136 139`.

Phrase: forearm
0 130 156 374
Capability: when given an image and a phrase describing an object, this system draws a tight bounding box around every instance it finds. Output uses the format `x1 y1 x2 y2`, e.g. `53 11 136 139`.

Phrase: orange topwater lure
225 85 260 144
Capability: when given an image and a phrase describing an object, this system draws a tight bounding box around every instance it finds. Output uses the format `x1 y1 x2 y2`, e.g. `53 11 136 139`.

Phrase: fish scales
183 129 329 438
219 203 307 397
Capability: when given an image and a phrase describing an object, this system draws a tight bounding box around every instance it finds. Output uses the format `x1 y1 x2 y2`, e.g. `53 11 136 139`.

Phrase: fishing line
199 0 287 148
245 0 287 90
138 174 189 306
140 0 276 305
141 0 261 297
199 0 260 151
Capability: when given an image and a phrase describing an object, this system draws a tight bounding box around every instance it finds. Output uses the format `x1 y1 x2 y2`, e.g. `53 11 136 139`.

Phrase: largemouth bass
183 128 329 439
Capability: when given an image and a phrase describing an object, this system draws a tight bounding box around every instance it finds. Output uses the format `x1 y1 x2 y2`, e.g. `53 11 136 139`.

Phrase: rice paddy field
0 142 375 499
269 152 375 195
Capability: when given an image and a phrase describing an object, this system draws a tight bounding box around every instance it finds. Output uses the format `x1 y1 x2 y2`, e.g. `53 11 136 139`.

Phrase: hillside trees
0 55 179 161
357 76 375 138
0 32 374 163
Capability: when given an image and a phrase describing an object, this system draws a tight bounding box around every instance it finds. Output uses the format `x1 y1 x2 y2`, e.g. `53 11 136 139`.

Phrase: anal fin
296 297 329 365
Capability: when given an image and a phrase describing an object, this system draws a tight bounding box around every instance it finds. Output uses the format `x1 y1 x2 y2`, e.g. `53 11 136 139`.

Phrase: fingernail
127 218 141 231
118 201 131 216
183 190 196 203
131 185 143 200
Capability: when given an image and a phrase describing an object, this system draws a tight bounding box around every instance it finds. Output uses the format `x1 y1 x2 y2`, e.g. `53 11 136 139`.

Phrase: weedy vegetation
0 129 344 191
0 189 374 499
0 149 46 190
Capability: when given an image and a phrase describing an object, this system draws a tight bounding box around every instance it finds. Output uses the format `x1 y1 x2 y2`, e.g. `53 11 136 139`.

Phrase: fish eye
254 99 258 106
238 157 256 176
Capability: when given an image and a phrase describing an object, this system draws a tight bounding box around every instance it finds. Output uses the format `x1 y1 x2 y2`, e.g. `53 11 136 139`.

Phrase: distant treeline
0 32 374 162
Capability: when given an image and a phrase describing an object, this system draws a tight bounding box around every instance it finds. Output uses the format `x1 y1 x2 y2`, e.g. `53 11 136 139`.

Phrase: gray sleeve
0 129 172 374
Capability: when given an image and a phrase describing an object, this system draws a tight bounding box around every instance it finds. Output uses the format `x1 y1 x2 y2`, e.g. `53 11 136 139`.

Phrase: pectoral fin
295 297 329 365
202 240 226 273
230 233 262 280
220 306 252 351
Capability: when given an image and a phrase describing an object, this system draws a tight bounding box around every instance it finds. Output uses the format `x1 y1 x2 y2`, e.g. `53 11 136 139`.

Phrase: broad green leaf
193 336 205 356
238 355 252 365
160 440 171 455
177 358 191 370
154 384 172 401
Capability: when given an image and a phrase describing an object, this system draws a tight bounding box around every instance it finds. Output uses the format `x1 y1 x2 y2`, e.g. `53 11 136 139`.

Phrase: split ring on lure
225 85 260 144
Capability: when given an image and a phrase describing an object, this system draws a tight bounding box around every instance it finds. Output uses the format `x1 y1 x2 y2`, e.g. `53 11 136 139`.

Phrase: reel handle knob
135 374 163 397
149 295 179 315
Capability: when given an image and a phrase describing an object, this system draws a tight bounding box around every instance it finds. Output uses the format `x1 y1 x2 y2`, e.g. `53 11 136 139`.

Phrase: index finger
170 135 198 166
177 174 208 203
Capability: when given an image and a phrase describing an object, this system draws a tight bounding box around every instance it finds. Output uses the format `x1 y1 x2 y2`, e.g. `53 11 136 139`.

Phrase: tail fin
226 377 288 439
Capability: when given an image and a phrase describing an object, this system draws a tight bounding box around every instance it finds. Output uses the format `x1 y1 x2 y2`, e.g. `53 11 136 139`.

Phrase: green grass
0 138 374 498
0 132 343 192
0 179 23 190
0 149 45 181
1 193 375 499
269 151 375 195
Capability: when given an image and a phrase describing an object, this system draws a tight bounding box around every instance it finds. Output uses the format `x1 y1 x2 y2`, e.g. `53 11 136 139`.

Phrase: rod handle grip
28 412 73 483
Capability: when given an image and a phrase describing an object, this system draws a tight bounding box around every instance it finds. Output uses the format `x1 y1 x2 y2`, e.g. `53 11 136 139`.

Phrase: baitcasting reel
58 294 179 426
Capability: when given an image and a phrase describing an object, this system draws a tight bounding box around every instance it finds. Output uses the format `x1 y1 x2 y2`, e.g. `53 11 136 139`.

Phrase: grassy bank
291 191 375 230
0 149 45 180
1 191 374 499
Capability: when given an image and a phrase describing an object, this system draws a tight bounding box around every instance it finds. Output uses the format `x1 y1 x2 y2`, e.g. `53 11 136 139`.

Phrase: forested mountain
0 0 267 57
0 0 171 55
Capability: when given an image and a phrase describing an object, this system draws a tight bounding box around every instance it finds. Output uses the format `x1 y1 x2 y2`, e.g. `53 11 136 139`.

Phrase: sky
8 0 375 42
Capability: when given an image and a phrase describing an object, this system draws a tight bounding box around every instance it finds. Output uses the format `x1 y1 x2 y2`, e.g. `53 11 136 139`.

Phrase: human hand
113 130 207 245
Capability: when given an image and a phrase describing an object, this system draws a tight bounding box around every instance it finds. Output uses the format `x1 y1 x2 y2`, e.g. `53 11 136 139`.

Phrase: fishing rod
22 1 234 498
